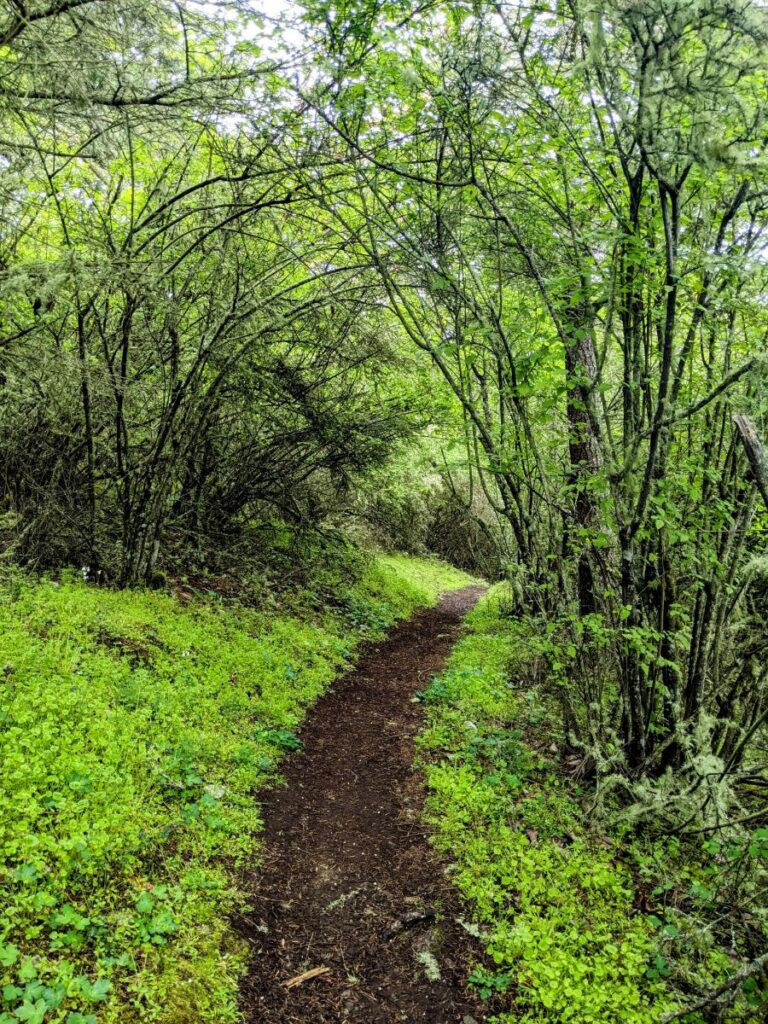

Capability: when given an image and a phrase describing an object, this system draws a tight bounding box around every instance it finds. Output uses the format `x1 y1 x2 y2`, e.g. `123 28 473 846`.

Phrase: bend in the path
239 586 487 1024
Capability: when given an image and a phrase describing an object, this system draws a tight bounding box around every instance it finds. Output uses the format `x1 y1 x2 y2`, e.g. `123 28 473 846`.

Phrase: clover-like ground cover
0 554 473 1024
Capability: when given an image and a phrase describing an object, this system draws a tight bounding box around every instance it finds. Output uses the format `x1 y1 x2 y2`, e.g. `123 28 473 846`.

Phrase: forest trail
240 587 488 1024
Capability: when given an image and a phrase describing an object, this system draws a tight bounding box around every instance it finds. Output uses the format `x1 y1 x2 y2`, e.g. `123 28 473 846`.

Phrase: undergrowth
0 552 474 1024
417 585 767 1024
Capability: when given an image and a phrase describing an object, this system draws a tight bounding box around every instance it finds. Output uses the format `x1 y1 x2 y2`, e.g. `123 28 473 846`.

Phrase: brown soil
239 586 489 1024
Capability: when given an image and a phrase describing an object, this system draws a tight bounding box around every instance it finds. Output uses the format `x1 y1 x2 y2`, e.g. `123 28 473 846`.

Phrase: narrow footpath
240 586 488 1023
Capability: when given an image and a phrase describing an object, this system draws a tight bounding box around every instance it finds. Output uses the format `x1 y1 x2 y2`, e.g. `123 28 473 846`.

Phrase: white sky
199 0 305 52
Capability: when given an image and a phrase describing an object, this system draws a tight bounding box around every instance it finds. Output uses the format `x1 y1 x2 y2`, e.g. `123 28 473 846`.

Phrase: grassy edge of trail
0 553 475 1024
417 585 675 1024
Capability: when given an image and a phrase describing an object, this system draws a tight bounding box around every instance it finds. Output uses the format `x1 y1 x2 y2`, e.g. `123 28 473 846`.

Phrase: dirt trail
240 586 488 1024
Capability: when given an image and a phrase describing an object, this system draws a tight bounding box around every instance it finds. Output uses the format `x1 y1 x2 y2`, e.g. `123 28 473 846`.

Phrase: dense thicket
296 0 768 826
0 0 430 583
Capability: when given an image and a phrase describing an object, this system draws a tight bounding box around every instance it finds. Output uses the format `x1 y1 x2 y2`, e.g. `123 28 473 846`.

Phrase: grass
417 585 678 1024
0 552 474 1024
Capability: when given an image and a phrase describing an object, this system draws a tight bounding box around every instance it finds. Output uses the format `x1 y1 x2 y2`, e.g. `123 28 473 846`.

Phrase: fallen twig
661 950 768 1022
282 966 331 989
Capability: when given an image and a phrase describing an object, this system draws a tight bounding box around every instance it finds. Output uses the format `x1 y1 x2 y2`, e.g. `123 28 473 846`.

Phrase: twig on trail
382 908 436 941
661 950 768 1022
282 966 331 989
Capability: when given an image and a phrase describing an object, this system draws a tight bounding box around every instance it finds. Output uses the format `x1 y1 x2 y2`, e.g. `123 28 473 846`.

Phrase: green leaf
87 979 111 1002
0 946 18 969
14 1000 47 1024
17 961 37 983
134 893 154 916
14 865 39 886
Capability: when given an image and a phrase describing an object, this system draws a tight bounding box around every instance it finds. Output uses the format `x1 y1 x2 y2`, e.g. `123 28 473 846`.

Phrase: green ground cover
0 553 473 1024
418 586 766 1024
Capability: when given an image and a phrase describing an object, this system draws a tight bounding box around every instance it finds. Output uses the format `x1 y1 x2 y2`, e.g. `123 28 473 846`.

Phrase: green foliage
418 586 675 1023
0 1 435 583
626 828 768 1020
419 585 768 1021
2 0 768 1017
0 554 472 1023
351 448 436 554
303 0 768 825
373 554 478 608
352 445 505 578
